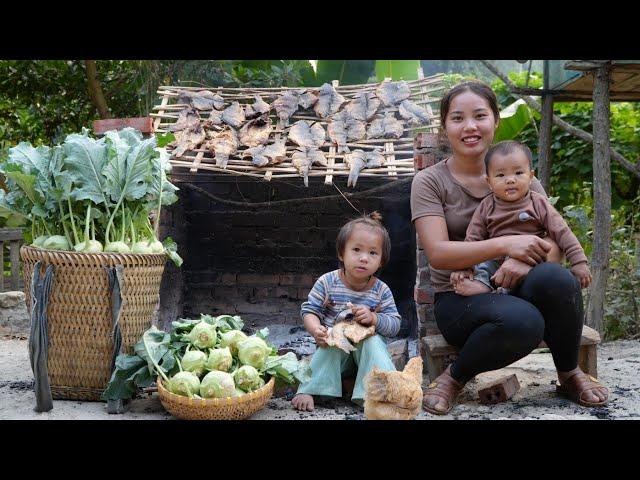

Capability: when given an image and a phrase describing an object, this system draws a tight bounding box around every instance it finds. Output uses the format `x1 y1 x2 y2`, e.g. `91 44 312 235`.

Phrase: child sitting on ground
291 211 401 412
451 140 592 296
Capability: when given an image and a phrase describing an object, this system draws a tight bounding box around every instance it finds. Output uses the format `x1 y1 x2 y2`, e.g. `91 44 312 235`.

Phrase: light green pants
296 334 397 403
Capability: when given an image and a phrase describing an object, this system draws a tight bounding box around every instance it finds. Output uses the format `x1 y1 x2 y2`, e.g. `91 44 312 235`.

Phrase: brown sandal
556 371 609 407
422 366 465 415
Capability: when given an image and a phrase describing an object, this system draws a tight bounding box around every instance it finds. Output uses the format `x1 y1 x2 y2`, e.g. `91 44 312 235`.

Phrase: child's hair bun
368 211 383 223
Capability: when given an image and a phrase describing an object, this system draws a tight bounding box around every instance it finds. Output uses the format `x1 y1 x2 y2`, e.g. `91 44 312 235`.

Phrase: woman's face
444 91 498 158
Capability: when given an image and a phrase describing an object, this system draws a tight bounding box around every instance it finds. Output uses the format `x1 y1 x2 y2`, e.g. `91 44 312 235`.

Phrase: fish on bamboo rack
398 99 430 126
366 113 404 139
327 110 366 154
288 120 326 148
244 94 271 120
291 147 328 187
203 127 239 169
346 149 386 187
221 101 246 129
345 91 381 122
238 113 273 148
178 90 225 111
272 91 300 129
314 83 346 118
242 138 287 167
203 109 224 128
376 80 411 107
169 107 201 132
298 90 319 109
170 125 206 158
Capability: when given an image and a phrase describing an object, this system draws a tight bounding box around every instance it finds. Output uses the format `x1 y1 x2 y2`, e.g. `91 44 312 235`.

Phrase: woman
411 81 609 415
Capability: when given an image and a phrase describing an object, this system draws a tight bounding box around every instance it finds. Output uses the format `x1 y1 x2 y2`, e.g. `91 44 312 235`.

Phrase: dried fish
169 107 201 132
204 127 238 169
179 90 225 111
376 80 411 107
272 91 300 128
288 120 326 148
313 83 346 118
366 113 404 139
244 95 271 120
238 113 272 147
298 90 319 109
202 109 223 129
346 149 386 187
243 138 287 167
398 99 430 126
291 147 327 187
171 125 205 158
327 110 366 154
221 102 246 129
345 91 381 122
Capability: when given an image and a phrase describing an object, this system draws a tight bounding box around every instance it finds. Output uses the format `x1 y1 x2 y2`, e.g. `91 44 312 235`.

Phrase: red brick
478 374 521 405
276 287 297 299
221 273 236 286
93 117 154 135
279 274 315 287
414 152 437 170
414 287 434 304
237 274 279 286
297 288 310 300
413 132 440 149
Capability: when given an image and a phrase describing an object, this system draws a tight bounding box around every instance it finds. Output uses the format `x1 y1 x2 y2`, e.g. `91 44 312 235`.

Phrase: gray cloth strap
28 261 55 413
105 265 125 374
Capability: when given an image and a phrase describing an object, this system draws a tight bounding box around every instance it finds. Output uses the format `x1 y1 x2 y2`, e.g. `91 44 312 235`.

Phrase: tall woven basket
20 246 167 401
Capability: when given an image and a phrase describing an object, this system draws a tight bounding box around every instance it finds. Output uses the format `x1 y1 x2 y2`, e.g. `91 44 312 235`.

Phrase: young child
291 211 401 411
451 140 592 296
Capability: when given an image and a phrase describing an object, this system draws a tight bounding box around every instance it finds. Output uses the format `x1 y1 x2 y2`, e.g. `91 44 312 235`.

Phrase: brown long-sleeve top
465 190 588 267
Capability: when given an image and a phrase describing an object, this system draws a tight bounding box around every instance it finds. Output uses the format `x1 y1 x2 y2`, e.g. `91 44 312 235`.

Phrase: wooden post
537 61 553 193
587 62 612 335
538 95 553 193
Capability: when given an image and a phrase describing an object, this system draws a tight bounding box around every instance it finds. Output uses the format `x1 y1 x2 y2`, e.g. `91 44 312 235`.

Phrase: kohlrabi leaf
63 133 112 208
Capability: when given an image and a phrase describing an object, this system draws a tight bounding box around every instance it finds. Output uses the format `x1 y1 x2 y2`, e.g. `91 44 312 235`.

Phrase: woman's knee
359 334 386 352
524 262 579 296
490 303 545 349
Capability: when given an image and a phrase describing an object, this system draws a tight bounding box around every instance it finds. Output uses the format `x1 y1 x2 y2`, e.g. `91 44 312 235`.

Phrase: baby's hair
336 210 391 269
484 140 533 174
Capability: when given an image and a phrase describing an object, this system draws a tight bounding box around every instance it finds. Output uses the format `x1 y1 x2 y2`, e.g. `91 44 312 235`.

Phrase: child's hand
450 270 473 287
353 305 377 327
311 324 329 348
571 262 592 289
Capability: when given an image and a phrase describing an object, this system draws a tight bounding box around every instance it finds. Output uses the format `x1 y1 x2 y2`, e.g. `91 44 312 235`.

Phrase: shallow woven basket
157 376 275 420
20 245 166 401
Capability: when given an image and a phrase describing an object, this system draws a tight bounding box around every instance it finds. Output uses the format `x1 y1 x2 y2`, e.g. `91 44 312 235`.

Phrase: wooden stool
422 325 601 381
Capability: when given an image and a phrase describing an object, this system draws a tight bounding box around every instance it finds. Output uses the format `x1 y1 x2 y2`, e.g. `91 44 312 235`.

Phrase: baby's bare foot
291 393 314 411
455 279 492 296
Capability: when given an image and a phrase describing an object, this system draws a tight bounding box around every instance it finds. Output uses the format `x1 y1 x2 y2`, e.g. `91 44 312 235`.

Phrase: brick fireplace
158 174 418 341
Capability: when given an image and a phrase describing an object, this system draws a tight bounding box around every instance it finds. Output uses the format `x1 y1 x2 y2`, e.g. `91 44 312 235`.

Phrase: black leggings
434 262 584 384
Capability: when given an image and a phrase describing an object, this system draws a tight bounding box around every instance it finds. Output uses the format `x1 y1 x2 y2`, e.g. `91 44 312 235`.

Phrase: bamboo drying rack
152 69 443 186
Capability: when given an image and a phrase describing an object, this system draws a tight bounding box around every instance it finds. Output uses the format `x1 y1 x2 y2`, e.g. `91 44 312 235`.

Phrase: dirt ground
1 337 639 420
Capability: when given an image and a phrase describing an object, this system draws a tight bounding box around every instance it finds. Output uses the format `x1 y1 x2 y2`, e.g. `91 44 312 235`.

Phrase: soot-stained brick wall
159 175 417 336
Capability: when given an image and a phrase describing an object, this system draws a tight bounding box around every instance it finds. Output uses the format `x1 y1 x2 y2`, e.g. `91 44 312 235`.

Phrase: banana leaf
494 99 533 143
375 60 421 82
314 60 375 86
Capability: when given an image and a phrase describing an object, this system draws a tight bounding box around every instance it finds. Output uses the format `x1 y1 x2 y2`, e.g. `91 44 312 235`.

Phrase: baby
451 140 592 296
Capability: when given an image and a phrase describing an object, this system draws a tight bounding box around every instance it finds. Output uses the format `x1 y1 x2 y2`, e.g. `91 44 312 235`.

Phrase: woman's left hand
353 305 377 327
491 258 533 289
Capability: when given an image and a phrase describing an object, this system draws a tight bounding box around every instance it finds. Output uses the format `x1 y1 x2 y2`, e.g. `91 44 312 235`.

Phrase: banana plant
375 60 421 81
494 98 535 143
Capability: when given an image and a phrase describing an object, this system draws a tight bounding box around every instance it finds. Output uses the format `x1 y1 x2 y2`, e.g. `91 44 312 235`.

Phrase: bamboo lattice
152 73 444 186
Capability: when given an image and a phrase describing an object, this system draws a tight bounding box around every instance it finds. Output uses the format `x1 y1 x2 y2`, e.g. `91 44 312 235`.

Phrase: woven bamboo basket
20 245 166 401
157 376 275 420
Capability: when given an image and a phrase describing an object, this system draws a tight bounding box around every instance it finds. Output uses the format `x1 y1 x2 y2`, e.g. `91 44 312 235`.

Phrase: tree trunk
587 63 612 335
538 94 554 192
84 60 111 119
